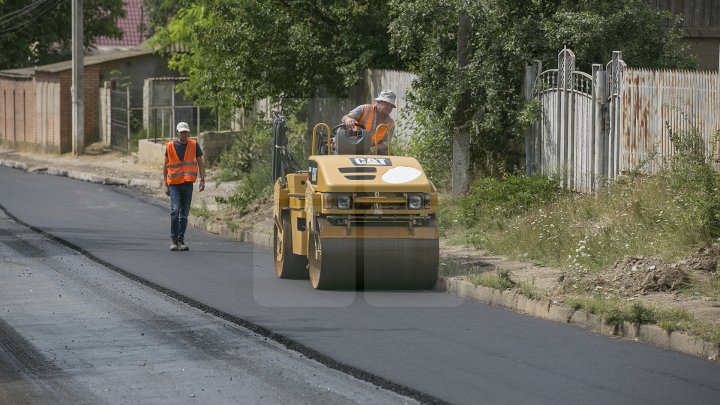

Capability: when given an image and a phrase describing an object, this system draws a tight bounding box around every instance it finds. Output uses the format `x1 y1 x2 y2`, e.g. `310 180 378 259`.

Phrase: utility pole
72 0 84 155
452 11 472 197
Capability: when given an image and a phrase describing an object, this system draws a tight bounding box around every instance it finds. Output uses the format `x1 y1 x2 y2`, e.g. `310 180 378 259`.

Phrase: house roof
95 0 149 47
0 46 155 78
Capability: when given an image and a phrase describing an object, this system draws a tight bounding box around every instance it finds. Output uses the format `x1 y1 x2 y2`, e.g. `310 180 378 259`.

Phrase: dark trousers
169 182 194 239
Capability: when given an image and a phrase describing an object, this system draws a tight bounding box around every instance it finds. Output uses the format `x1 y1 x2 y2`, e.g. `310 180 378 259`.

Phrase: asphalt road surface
0 209 417 404
2 166 720 404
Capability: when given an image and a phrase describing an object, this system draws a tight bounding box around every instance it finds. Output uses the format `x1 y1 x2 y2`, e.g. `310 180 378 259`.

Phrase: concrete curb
443 277 720 363
188 216 273 248
2 157 719 364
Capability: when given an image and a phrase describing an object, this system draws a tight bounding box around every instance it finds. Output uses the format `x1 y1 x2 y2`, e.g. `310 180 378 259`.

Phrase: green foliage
402 113 453 188
215 121 272 181
656 308 694 333
0 0 125 69
470 269 542 299
215 164 272 212
470 269 516 290
214 115 306 211
150 0 402 109
465 124 720 273
142 0 181 36
190 200 211 219
458 174 564 227
564 296 720 345
389 0 695 175
665 125 720 236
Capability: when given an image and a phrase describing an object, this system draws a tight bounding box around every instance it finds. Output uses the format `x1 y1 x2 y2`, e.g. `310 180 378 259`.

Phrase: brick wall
57 65 101 152
84 65 100 144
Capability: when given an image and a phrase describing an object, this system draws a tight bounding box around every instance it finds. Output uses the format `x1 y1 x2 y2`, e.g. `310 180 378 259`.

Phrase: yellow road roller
271 115 439 289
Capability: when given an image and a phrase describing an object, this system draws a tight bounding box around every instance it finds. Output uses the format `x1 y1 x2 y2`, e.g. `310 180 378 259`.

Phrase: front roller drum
308 234 439 290
274 213 308 279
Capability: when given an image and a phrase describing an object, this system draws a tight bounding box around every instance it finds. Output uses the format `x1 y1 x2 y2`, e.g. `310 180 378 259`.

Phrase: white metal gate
527 48 602 193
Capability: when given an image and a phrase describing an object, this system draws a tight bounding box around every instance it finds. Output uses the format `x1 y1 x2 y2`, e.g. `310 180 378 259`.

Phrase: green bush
215 120 273 182
402 113 452 189
458 174 564 227
214 114 306 211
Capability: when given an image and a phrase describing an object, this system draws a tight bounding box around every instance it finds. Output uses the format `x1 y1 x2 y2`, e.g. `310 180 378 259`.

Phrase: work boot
177 236 190 251
170 237 180 251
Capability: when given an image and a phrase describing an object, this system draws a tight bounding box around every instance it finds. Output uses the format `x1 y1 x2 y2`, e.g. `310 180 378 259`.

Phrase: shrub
458 174 564 227
214 114 306 211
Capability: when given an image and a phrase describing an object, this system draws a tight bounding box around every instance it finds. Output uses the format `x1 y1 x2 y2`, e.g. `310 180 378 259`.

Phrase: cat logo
350 157 392 166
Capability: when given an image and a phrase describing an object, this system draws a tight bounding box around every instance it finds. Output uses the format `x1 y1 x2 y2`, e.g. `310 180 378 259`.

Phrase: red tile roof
95 0 148 47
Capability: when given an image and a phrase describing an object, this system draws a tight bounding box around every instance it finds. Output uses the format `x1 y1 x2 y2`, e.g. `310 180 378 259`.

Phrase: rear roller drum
274 213 308 279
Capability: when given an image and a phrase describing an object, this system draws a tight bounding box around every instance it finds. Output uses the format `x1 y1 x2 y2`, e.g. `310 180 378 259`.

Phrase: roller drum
309 234 438 290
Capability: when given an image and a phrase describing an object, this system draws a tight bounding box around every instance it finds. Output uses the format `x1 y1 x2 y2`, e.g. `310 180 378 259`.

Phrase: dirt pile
562 244 719 297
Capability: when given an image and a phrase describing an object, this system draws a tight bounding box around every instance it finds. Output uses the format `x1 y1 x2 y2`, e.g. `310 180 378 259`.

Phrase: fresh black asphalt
2 166 720 405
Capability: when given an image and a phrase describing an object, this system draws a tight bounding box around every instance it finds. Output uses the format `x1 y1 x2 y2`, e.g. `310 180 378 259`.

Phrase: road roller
271 115 439 290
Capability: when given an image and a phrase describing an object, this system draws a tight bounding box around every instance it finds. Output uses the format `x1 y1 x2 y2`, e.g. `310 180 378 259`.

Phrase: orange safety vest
356 104 395 144
165 139 199 185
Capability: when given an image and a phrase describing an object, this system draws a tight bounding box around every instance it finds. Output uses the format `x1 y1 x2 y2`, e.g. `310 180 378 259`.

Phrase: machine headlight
408 194 423 209
336 194 352 209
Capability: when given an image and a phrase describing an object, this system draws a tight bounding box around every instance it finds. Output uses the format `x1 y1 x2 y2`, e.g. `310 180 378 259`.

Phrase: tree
390 0 694 185
453 10 471 196
0 0 125 70
150 0 403 108
142 0 181 36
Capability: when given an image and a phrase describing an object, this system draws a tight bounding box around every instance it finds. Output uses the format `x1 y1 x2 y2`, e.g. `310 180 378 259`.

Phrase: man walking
164 122 205 251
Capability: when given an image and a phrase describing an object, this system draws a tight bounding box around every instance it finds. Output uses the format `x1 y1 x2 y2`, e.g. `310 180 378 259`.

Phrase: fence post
558 48 576 186
524 61 539 175
126 87 131 153
606 51 620 180
593 64 607 190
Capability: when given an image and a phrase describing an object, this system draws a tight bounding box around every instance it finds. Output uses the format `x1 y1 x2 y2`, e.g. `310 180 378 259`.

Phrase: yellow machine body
273 125 439 290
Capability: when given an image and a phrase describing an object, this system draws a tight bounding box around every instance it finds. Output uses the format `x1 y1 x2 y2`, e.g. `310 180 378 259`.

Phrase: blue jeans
169 182 194 239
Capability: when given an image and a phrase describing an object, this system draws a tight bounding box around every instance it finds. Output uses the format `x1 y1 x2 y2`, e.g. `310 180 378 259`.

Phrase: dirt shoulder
2 148 719 353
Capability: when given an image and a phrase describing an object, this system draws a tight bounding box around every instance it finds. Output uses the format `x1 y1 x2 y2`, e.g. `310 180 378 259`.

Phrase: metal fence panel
618 68 720 175
529 48 719 193
110 88 129 152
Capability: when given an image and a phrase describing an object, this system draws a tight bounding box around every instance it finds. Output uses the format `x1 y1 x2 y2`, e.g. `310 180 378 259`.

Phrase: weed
516 282 543 300
190 201 212 219
626 301 658 325
470 269 516 290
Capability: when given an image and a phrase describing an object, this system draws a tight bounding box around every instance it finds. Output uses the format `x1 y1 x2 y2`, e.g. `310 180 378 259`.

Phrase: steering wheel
333 123 363 139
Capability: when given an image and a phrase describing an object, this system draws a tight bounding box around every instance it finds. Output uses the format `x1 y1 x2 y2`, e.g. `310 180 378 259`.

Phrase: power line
0 0 53 27
0 0 65 34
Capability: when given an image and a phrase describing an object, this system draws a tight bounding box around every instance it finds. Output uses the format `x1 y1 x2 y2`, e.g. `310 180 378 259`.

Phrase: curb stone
2 157 719 364
444 277 720 363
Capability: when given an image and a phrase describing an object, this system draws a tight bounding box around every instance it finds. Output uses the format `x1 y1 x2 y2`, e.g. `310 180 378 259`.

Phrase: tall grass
460 127 720 273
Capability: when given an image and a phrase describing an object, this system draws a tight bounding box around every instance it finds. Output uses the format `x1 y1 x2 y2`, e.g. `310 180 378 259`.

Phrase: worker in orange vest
163 122 206 251
341 89 396 155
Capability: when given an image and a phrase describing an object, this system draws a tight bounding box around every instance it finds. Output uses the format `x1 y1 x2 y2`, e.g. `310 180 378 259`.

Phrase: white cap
375 89 396 107
176 122 190 132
